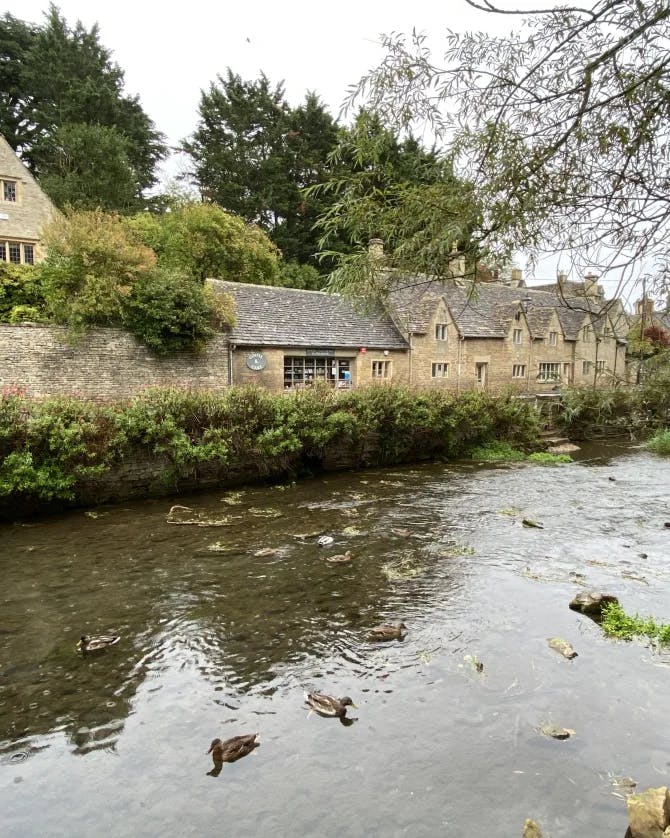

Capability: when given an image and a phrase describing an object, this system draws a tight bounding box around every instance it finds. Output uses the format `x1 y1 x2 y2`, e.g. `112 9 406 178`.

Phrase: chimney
557 269 568 289
584 270 601 298
510 268 522 288
635 296 654 317
368 238 384 261
448 240 465 277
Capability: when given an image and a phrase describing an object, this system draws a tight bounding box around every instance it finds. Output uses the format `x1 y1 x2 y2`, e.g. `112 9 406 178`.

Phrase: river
1 444 669 837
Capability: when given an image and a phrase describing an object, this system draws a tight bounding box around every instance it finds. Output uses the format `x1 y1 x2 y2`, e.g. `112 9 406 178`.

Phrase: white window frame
582 360 589 375
371 360 391 380
435 323 448 341
582 325 592 342
512 328 522 345
431 362 449 378
512 364 526 378
549 331 558 346
2 179 17 203
538 362 560 382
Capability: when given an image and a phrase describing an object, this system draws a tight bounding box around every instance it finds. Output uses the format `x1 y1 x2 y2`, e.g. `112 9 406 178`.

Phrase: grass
601 601 670 643
646 428 670 455
467 442 572 465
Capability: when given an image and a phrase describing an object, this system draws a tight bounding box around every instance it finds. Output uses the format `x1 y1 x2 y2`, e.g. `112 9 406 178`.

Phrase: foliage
527 452 572 465
0 5 165 210
0 385 542 508
0 263 48 322
312 110 479 296
646 428 670 455
123 268 216 354
126 202 280 284
37 122 141 211
40 209 156 333
601 601 670 644
342 0 670 287
277 260 324 290
182 72 346 270
467 441 526 461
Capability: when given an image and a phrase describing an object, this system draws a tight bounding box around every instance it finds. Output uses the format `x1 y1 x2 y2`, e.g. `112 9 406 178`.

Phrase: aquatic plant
645 428 670 455
601 601 670 644
466 441 526 461
527 452 572 465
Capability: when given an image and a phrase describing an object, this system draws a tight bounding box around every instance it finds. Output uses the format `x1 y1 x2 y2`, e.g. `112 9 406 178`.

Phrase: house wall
407 300 460 388
0 324 230 399
0 135 57 262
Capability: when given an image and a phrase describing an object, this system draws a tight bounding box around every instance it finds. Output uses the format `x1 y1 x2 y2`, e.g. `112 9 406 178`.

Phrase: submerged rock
569 591 619 616
522 820 544 838
522 518 544 529
626 785 670 837
540 724 575 740
547 637 578 659
166 505 237 527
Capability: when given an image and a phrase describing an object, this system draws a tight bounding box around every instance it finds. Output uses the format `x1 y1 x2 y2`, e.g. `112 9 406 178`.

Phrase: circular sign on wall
246 352 267 371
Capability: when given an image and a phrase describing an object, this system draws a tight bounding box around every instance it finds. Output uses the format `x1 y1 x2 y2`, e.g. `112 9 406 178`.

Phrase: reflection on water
1 443 669 836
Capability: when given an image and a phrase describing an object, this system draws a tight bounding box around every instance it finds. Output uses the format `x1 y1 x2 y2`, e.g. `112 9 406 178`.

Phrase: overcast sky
3 1 643 298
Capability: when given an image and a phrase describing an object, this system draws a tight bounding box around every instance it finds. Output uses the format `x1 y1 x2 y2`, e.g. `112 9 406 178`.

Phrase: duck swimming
325 551 353 564
367 622 407 642
76 634 120 653
207 733 259 764
304 692 357 718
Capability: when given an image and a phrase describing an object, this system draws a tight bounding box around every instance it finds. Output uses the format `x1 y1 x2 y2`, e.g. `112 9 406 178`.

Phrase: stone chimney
368 238 384 261
448 240 466 277
584 270 601 299
557 270 568 290
635 296 654 317
509 268 523 288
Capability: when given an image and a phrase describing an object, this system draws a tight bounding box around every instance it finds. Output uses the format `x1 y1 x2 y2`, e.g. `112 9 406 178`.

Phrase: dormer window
2 179 17 202
435 323 448 341
549 331 558 346
513 328 522 345
582 325 592 342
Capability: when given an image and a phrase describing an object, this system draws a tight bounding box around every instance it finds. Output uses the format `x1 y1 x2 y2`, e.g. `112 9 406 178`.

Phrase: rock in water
522 518 544 529
626 786 670 837
540 725 575 740
569 591 619 616
547 637 578 659
523 820 544 838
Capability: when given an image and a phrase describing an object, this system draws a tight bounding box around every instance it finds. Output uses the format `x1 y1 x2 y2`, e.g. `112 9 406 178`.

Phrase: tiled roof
207 279 409 349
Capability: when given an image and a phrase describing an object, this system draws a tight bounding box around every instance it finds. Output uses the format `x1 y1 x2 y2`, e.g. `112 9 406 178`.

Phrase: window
538 362 560 381
514 311 521 322
596 360 606 373
582 360 589 375
432 362 449 378
0 240 36 265
2 180 17 202
435 323 448 341
372 360 391 379
563 363 571 381
512 364 526 378
549 331 558 346
513 328 522 345
283 356 350 388
582 325 592 342
475 362 488 385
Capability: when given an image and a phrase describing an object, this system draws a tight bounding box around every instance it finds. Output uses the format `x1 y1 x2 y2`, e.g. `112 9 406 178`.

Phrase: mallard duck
304 691 356 718
325 550 353 564
207 733 259 763
367 622 407 642
76 634 120 653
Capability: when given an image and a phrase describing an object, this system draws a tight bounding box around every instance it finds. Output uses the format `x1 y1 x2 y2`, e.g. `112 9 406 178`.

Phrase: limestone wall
0 324 230 399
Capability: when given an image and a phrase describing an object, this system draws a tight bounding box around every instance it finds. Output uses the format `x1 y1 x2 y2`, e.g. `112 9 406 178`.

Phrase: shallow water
1 443 669 837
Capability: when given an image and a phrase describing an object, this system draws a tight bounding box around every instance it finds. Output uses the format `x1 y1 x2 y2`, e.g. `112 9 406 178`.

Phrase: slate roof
207 279 409 350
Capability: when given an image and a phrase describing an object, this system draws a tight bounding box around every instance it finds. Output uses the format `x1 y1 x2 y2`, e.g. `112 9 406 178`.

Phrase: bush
0 263 48 322
123 269 216 354
646 428 670 455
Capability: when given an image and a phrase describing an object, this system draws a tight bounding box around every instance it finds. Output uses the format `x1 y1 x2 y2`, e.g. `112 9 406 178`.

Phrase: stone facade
0 324 230 399
0 134 58 264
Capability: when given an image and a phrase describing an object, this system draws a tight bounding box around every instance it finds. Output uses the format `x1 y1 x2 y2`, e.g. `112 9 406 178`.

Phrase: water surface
1 444 669 836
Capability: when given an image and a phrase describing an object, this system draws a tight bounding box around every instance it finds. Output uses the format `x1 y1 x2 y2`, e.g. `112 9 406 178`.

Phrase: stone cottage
0 134 57 265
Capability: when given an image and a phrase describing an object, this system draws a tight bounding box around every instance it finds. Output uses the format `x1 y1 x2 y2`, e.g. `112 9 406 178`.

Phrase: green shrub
467 441 526 461
0 263 48 322
646 428 670 455
527 452 572 464
601 601 670 644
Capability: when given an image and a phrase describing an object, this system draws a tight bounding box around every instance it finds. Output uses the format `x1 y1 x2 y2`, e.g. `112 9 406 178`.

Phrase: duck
207 733 259 764
367 622 407 642
76 634 120 653
304 692 357 718
325 550 353 564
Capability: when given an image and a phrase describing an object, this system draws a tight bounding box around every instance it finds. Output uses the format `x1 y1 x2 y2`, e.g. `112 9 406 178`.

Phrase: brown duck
304 692 356 718
76 634 120 653
367 622 407 642
207 733 259 764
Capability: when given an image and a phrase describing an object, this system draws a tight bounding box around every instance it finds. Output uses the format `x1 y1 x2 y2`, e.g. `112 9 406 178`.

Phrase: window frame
431 362 449 378
371 359 391 380
548 331 558 347
512 328 522 345
538 362 560 382
434 323 448 341
512 364 526 378
2 179 17 203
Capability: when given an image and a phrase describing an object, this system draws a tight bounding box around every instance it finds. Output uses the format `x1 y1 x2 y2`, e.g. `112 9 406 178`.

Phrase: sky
3 1 645 302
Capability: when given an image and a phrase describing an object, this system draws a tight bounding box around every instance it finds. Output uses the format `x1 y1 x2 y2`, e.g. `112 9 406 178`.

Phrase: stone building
0 134 57 265
206 279 410 390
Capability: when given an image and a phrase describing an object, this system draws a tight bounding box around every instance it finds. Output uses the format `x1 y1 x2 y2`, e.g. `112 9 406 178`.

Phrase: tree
126 203 281 284
0 5 165 210
40 209 156 333
342 0 670 291
183 73 343 269
311 110 478 297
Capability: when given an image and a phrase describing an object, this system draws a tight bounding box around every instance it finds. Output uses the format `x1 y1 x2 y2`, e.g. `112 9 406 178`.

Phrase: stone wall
0 324 230 399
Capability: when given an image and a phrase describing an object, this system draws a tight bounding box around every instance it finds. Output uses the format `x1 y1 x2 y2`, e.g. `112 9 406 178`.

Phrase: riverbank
0 384 542 520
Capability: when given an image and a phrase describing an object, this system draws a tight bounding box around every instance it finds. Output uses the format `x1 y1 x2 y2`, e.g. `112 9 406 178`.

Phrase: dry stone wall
0 324 230 399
